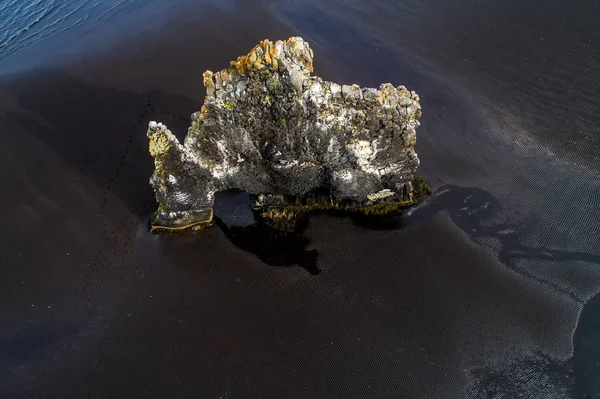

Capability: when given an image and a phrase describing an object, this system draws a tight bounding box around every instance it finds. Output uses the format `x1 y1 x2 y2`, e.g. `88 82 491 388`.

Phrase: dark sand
1 0 599 397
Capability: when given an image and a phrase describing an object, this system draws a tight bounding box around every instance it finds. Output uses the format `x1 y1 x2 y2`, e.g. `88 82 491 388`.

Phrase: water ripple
0 0 135 61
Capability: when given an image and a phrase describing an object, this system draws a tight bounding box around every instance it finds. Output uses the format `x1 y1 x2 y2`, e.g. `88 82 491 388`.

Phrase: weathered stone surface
147 37 423 231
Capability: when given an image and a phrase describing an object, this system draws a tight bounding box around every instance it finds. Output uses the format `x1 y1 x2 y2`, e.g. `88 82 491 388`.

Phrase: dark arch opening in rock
212 189 256 228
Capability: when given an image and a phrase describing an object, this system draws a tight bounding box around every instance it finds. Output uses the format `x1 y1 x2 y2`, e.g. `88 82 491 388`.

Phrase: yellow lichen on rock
149 209 214 234
203 70 214 86
233 55 249 74
222 37 314 78
230 39 281 73
262 41 272 65
148 131 171 158
376 84 396 104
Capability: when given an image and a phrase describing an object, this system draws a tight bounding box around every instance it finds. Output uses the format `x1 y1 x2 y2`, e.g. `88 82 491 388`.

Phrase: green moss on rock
411 175 432 201
253 176 431 231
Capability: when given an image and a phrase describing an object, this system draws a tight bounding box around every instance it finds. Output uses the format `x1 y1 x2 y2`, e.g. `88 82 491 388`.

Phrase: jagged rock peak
147 37 423 232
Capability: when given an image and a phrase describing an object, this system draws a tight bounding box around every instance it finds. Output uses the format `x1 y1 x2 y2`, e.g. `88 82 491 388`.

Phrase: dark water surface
0 0 599 397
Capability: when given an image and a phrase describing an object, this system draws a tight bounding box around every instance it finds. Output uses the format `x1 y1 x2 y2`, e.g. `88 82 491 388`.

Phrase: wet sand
1 0 599 397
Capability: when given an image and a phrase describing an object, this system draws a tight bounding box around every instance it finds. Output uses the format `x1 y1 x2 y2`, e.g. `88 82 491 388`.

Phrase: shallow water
0 0 599 397
0 0 136 60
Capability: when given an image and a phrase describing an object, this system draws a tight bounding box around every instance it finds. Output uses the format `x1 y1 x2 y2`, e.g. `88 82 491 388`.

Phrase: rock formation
147 37 425 232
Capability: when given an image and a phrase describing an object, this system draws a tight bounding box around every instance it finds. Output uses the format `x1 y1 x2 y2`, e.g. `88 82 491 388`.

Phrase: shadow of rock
208 184 600 279
213 216 320 275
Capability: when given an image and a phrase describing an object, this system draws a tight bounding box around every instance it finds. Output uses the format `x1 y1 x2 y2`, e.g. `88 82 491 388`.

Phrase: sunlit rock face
147 37 422 231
